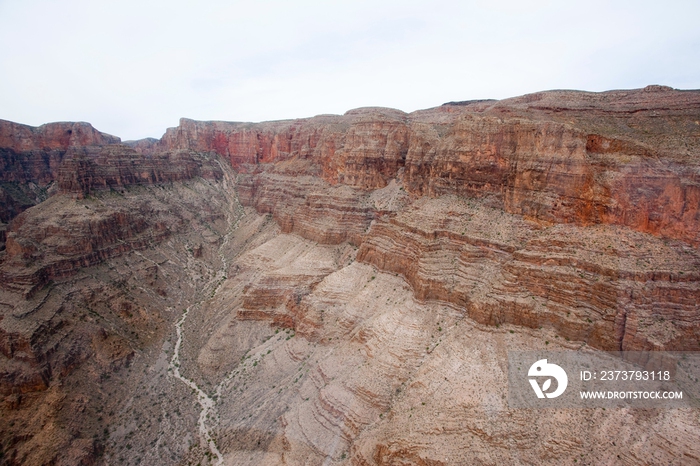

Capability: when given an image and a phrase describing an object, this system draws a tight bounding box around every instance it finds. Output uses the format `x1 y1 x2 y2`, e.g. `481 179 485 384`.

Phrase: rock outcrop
142 87 700 247
357 196 700 352
0 120 121 228
1 86 699 465
56 146 224 196
0 176 239 465
0 120 120 153
129 86 700 353
0 117 226 267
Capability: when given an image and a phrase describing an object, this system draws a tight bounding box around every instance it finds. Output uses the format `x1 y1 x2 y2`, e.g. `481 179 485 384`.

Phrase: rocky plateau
0 85 699 465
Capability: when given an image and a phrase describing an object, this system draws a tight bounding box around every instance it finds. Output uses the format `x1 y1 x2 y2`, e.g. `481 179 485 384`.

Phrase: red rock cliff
134 86 700 352
0 120 122 225
0 119 120 153
2 86 699 354
147 86 700 246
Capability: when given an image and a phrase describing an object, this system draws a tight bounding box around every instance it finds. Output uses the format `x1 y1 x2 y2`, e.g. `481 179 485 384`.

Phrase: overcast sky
1 0 699 140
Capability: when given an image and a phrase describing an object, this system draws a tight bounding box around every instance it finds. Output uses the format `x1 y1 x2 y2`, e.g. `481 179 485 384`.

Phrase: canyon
0 85 699 465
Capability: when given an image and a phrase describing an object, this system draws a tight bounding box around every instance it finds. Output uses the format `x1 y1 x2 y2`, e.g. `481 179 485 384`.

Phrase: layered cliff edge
2 86 700 354
133 85 700 353
134 85 700 246
0 86 700 465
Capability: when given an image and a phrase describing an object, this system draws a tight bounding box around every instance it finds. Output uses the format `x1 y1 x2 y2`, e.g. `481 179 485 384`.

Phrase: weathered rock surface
134 86 700 353
0 177 239 465
358 196 700 352
144 86 700 246
0 86 699 465
178 231 700 465
0 120 121 229
0 147 225 297
56 146 224 196
0 120 120 153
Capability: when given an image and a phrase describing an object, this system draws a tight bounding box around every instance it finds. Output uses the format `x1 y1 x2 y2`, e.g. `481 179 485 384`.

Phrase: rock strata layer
0 86 699 465
0 120 121 227
139 87 700 246
127 86 700 353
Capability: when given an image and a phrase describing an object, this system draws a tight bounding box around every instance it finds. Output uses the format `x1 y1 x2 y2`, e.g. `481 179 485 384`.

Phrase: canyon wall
0 130 237 463
141 86 700 353
0 86 699 464
143 86 700 247
3 86 698 354
0 120 121 226
0 120 120 153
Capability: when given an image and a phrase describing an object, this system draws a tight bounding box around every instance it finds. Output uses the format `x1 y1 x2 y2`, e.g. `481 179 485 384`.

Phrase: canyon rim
1 85 700 465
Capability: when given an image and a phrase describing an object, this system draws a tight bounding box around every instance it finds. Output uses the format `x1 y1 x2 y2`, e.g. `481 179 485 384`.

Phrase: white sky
1 0 699 140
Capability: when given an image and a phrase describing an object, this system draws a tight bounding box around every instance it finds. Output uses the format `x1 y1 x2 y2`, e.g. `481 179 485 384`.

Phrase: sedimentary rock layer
56 146 224 195
0 120 120 153
0 120 121 225
357 196 700 352
144 86 700 246
127 86 700 354
0 86 699 465
0 176 238 464
3 86 697 353
0 148 226 299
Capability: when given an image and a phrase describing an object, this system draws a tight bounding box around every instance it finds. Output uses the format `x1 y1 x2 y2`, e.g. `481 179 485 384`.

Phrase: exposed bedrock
0 86 698 465
0 122 90 229
56 146 224 196
0 120 122 222
0 119 225 228
0 126 227 292
0 119 120 153
149 87 700 246
156 108 410 191
127 86 700 353
223 168 700 353
237 172 383 245
188 233 700 465
405 115 700 247
1 87 698 355
356 197 700 352
0 176 238 464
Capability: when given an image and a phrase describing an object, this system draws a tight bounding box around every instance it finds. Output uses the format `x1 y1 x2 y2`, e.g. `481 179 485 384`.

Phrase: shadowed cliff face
0 86 699 465
0 120 122 228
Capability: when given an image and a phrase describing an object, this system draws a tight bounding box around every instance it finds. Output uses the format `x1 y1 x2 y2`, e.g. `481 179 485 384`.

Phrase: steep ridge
144 86 700 246
0 86 699 465
130 86 700 353
176 231 700 465
0 177 239 464
0 146 225 297
357 196 700 352
0 120 120 153
0 120 122 226
0 121 238 463
56 146 224 196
